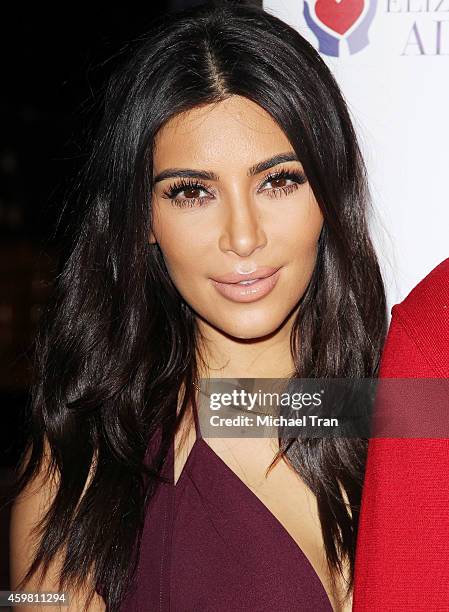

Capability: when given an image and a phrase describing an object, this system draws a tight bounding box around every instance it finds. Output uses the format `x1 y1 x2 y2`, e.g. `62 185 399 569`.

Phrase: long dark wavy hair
9 2 387 610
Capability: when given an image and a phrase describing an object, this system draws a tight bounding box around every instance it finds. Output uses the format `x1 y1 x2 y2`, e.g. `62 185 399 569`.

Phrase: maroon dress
99 401 333 611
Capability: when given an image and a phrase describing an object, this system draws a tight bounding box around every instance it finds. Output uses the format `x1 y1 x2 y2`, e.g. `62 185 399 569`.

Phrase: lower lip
211 268 282 303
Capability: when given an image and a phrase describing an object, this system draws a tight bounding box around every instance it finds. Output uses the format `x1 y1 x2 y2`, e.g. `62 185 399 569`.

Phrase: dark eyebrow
248 152 300 176
152 151 300 184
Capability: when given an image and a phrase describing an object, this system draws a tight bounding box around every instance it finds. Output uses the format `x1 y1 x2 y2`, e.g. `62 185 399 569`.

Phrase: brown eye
184 187 203 199
259 168 307 198
271 177 288 188
162 179 215 208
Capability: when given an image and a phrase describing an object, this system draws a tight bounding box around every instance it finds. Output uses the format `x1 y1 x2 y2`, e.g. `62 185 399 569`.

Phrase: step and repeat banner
264 0 448 312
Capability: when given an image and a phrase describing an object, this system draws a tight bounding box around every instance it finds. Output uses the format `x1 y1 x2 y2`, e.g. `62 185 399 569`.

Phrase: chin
221 315 286 341
194 302 297 341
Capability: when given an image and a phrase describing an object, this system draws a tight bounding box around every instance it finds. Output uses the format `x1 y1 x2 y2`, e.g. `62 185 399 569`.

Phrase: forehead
153 95 293 170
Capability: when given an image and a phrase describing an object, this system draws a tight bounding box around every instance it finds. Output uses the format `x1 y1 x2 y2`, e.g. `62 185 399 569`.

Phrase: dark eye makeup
158 167 308 209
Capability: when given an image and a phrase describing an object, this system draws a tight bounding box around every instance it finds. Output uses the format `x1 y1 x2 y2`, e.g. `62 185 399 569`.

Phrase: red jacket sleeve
353 258 449 611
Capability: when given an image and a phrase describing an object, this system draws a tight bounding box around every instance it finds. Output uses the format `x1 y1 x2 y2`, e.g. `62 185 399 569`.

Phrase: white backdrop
264 0 448 314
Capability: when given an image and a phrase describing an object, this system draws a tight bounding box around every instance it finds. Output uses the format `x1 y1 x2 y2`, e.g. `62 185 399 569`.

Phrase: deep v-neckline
173 435 334 611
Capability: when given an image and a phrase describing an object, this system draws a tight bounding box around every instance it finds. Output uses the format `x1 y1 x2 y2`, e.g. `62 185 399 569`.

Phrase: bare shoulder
9 438 106 612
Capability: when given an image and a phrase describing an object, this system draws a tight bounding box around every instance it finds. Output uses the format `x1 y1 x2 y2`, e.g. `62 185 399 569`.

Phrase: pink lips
211 266 280 284
210 267 282 303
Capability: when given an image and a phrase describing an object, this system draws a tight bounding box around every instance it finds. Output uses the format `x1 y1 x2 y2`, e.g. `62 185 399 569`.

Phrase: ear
148 229 157 245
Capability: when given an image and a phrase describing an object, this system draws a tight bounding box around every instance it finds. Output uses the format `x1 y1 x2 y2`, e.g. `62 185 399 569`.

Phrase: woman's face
150 95 324 341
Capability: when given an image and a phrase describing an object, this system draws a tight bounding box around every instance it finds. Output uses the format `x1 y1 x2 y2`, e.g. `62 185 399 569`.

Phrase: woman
9 3 387 611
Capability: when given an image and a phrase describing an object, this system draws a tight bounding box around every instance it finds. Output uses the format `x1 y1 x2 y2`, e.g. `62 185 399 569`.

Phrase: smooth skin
9 440 105 611
150 95 352 611
150 95 323 375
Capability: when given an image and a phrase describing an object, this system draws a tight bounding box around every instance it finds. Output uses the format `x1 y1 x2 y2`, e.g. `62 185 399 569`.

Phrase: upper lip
211 266 280 284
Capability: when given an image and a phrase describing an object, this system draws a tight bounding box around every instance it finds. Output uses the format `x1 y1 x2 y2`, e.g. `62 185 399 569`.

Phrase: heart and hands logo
303 0 378 55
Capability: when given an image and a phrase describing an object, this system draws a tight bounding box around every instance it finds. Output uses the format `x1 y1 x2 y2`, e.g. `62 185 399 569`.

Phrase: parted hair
10 2 387 610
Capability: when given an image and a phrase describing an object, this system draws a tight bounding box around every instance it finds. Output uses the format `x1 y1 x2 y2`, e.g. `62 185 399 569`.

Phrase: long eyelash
263 168 307 186
162 167 307 208
162 178 213 208
262 168 307 190
163 177 207 198
261 168 308 200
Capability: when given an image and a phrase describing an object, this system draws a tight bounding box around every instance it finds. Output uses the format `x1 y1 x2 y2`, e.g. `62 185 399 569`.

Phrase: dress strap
160 467 175 611
192 392 202 440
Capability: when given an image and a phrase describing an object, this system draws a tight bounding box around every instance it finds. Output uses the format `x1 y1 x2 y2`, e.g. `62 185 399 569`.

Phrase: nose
218 192 267 257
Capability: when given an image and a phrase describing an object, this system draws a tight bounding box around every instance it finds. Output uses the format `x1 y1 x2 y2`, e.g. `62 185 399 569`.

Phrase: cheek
279 202 323 297
156 221 208 287
279 197 323 257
